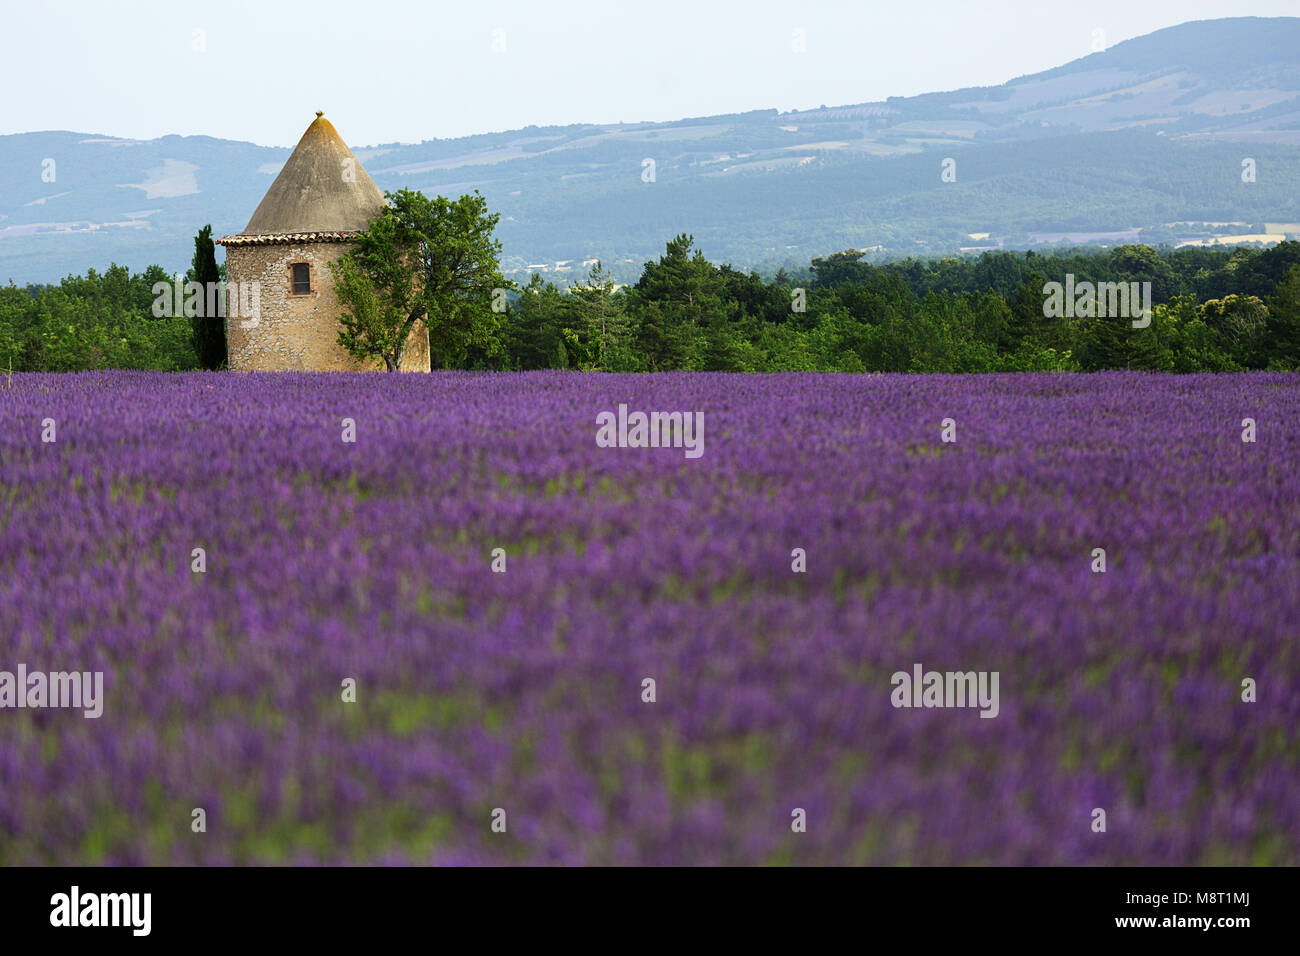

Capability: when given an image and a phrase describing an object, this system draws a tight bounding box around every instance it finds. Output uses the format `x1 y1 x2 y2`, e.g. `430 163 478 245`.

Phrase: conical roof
239 112 387 235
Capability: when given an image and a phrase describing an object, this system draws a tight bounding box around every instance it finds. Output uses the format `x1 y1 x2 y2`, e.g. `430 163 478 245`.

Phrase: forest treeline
2 238 1299 373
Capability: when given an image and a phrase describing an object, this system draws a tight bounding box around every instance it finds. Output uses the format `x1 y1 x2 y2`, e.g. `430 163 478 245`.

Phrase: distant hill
3 16 1300 285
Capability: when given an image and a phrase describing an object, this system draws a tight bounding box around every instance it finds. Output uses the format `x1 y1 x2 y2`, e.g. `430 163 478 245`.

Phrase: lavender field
1 370 1297 866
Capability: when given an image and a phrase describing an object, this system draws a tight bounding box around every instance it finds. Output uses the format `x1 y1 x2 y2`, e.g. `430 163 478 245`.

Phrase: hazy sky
4 0 1296 147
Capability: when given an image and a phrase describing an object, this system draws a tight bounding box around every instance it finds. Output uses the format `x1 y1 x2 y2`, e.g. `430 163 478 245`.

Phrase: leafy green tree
0 264 198 372
1109 244 1178 301
1199 294 1269 368
1163 296 1235 372
331 189 508 371
810 249 874 288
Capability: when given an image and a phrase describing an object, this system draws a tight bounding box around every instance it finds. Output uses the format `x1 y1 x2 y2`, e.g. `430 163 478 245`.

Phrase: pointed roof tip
237 112 387 236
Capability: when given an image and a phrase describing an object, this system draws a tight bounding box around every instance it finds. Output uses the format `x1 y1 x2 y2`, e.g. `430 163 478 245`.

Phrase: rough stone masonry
217 112 430 372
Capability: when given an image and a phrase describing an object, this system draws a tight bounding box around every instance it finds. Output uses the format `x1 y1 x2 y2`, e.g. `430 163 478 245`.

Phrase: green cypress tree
189 225 227 369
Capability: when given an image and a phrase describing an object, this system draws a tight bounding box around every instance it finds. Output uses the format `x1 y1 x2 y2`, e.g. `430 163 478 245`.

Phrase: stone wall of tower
224 241 430 372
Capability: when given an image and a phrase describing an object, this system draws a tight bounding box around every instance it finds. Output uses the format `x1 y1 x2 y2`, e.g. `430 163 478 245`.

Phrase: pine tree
1002 273 1048 353
1265 264 1300 369
569 261 629 369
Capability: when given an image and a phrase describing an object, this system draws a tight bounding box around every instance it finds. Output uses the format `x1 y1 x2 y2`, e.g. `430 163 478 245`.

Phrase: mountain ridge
3 15 1299 284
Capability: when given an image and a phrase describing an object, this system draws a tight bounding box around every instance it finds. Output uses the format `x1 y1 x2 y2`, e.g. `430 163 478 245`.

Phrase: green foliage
1197 294 1269 369
1264 265 1300 369
485 237 1300 373
187 225 227 370
8 239 1300 374
636 234 727 326
0 264 200 372
567 262 633 370
331 213 420 372
501 274 573 370
332 189 510 371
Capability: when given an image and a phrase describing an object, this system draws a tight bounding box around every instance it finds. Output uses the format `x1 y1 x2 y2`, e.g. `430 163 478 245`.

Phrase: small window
291 263 311 295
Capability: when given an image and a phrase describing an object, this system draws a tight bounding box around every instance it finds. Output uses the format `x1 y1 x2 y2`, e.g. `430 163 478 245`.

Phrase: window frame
289 262 312 297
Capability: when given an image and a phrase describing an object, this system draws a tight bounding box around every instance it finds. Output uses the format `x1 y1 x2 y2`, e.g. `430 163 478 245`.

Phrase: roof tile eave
216 231 362 247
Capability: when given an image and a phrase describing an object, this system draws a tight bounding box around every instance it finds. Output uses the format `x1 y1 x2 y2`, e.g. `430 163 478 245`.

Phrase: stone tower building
217 112 430 371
